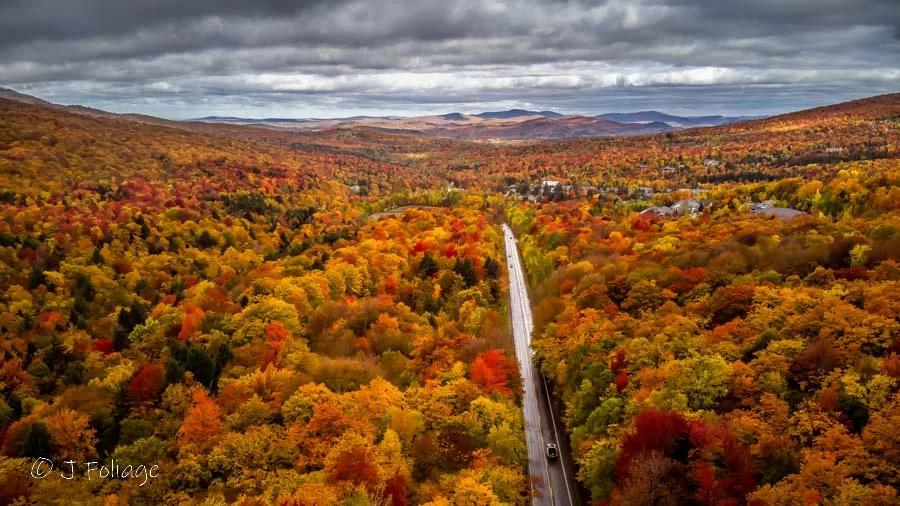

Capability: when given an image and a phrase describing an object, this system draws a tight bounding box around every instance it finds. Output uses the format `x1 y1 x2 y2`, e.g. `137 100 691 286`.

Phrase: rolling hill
185 108 757 138
426 116 673 139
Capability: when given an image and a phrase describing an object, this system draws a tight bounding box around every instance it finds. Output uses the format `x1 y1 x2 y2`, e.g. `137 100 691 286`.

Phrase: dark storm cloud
0 0 342 45
0 0 897 118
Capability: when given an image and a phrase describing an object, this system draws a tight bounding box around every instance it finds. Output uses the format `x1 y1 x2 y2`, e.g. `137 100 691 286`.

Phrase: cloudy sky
1 0 898 119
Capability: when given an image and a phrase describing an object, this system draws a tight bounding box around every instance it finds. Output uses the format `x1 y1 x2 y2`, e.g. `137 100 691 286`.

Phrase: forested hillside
435 93 900 193
507 98 900 504
0 97 527 504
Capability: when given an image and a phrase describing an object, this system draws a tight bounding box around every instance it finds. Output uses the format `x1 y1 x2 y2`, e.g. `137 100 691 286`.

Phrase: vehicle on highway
545 443 559 460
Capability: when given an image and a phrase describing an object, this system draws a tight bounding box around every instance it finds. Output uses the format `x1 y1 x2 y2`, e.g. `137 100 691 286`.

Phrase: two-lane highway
503 224 580 506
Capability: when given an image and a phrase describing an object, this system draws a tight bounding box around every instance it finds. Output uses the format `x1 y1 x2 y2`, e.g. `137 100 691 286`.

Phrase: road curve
503 224 580 506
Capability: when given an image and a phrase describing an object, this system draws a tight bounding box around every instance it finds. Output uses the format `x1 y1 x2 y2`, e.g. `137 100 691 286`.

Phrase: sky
0 0 898 119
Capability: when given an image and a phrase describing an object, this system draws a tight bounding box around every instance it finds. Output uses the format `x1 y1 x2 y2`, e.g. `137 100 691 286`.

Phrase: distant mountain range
595 111 766 127
194 116 317 123
189 108 763 140
0 87 763 141
428 116 673 139
474 109 564 120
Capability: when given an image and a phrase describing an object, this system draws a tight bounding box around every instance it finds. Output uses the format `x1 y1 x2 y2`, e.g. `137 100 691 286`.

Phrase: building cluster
505 178 806 220
505 179 598 202
640 198 714 217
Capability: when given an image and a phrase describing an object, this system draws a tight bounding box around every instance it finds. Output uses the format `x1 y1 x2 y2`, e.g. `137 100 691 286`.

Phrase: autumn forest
0 91 899 506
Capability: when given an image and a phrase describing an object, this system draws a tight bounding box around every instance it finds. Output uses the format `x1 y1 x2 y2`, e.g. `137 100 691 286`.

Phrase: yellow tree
44 409 97 461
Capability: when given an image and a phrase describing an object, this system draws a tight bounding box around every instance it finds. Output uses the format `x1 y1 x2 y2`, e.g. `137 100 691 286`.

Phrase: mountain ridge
474 109 564 119
181 107 762 138
188 109 756 126
4 87 897 142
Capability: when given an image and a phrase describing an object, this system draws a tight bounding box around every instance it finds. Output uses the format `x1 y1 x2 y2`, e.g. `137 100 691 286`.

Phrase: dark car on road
545 443 559 460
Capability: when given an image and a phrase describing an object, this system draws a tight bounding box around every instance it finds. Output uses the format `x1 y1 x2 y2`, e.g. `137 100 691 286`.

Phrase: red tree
383 471 408 506
330 447 380 490
93 339 115 355
614 371 629 392
616 409 691 479
470 349 516 397
127 363 166 404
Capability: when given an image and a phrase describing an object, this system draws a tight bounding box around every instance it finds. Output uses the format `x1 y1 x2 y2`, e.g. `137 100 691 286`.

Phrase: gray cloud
0 0 897 118
0 0 341 45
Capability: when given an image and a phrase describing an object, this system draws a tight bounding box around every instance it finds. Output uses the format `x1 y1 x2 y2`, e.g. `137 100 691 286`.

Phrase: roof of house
640 206 674 216
749 200 775 210
752 207 806 218
671 199 700 209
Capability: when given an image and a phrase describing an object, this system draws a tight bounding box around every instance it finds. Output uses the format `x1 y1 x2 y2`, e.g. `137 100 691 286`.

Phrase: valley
0 90 897 505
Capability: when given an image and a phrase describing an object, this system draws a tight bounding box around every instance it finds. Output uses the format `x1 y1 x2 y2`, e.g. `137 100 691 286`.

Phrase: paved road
503 224 580 506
